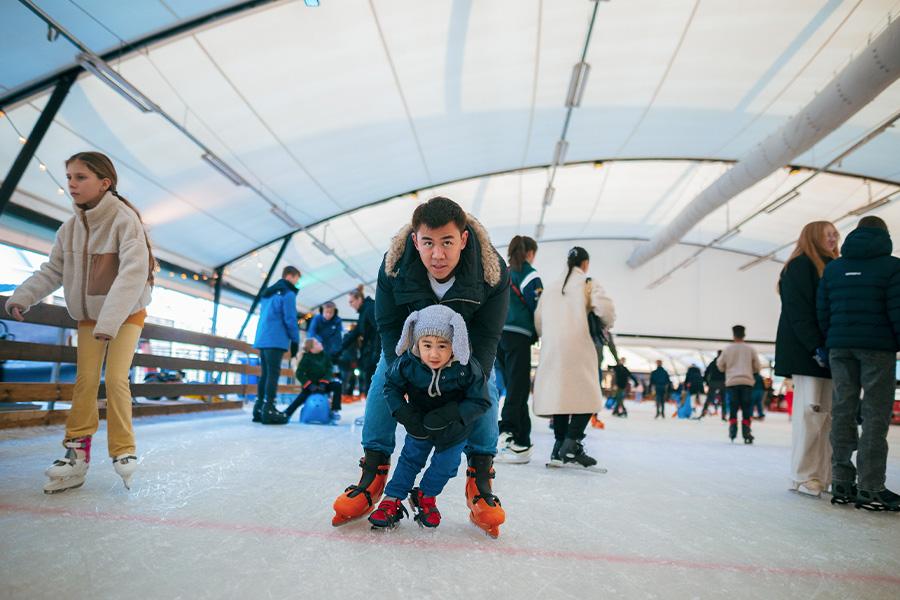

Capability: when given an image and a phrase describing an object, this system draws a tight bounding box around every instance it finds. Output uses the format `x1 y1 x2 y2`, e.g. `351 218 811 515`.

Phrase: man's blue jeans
384 437 466 499
362 355 499 457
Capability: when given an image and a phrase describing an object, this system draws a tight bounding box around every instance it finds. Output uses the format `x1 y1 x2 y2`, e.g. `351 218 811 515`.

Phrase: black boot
728 419 737 442
559 438 598 468
741 419 753 444
260 401 288 425
251 399 264 423
550 439 563 463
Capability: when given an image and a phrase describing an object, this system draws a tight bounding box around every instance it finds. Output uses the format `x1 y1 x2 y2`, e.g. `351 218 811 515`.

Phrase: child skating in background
283 337 342 423
368 305 490 530
5 152 154 493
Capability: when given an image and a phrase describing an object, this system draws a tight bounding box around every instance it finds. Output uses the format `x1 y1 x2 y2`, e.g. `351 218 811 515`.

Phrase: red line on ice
1 502 898 586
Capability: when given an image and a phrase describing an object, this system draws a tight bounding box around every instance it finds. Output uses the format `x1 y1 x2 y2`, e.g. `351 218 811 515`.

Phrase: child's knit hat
395 304 470 365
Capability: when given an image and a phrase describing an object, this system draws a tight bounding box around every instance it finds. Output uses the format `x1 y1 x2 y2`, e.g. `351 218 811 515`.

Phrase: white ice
1 399 899 600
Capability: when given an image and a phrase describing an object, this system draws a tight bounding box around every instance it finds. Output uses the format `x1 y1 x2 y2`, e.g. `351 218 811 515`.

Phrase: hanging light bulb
18 136 26 144
57 187 65 195
39 163 47 171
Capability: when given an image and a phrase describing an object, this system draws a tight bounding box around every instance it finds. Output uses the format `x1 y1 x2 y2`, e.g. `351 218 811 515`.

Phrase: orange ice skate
332 450 390 526
465 455 505 538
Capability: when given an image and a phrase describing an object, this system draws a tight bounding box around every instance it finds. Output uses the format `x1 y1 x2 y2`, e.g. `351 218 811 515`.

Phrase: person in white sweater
717 325 762 445
6 152 154 494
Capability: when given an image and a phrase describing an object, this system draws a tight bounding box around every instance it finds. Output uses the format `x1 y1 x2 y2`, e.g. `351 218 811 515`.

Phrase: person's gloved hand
290 342 299 358
423 403 463 432
394 404 428 439
814 347 829 369
429 422 467 448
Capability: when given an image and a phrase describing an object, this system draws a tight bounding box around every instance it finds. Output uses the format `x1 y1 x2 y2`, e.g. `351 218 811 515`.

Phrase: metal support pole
0 72 77 216
207 266 224 383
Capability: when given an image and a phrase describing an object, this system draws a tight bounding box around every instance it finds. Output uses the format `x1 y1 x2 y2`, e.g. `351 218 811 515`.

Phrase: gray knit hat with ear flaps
395 305 471 365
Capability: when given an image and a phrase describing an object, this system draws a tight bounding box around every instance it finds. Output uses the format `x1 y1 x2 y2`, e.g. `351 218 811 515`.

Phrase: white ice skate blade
494 454 531 465
545 462 607 474
43 477 85 494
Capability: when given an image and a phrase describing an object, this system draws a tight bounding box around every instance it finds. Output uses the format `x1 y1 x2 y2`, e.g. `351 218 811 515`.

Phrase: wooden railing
0 296 301 428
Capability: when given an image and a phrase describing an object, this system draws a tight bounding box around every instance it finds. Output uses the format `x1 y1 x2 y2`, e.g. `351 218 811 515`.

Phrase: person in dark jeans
496 235 542 464
611 358 639 417
341 285 380 396
649 360 671 419
717 325 761 444
817 216 900 511
252 266 301 424
697 351 726 420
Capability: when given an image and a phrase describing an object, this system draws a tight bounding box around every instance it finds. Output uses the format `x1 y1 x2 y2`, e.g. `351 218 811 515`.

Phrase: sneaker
550 439 563 464
495 442 533 464
793 479 823 497
497 431 514 452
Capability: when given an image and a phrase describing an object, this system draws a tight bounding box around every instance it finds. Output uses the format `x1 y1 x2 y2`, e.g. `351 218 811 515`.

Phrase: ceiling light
764 190 800 214
202 152 246 186
304 0 320 5
593 161 604 169
312 239 334 256
565 62 590 108
271 205 300 228
849 195 892 216
543 186 555 207
552 140 568 167
78 53 155 113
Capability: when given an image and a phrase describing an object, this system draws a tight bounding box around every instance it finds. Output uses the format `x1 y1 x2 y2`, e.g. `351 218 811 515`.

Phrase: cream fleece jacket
8 192 153 338
716 341 761 387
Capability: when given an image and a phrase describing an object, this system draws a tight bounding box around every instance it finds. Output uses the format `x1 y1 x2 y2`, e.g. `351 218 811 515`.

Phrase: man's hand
423 403 463 432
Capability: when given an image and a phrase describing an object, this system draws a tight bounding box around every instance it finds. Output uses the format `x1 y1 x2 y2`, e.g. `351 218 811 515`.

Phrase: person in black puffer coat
341 285 380 395
817 216 900 510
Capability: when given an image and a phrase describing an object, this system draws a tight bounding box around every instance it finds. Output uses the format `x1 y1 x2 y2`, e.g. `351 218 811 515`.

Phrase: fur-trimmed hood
383 214 503 287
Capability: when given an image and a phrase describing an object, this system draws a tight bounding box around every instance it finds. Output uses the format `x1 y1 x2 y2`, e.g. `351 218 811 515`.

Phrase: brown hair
778 221 839 291
282 265 301 278
348 284 365 301
562 246 589 295
507 235 538 272
66 152 156 285
302 337 317 353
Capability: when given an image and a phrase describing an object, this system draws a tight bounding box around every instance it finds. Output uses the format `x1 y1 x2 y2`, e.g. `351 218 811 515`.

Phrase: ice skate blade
545 462 607 474
43 479 84 494
789 488 822 499
332 508 375 527
468 512 499 539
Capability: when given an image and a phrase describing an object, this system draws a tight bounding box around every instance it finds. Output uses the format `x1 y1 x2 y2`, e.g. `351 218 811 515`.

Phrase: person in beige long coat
533 247 616 468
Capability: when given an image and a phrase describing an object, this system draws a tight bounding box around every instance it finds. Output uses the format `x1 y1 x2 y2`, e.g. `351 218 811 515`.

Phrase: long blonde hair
778 221 839 292
66 151 157 284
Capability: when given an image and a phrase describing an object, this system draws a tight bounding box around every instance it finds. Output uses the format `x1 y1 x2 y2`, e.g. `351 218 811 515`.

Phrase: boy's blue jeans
384 437 467 499
362 354 499 457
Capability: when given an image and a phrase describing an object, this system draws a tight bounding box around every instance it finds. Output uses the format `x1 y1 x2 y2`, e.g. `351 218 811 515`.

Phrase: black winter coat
649 366 671 387
775 254 831 378
375 218 509 371
704 360 725 385
685 366 705 393
341 297 380 370
817 227 900 352
384 352 491 451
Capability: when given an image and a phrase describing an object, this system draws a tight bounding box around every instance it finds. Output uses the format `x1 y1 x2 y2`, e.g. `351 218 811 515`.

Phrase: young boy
717 325 761 444
283 337 342 423
368 305 490 530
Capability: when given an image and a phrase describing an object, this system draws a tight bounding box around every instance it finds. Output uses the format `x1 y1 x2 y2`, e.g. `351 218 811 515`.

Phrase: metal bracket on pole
0 72 76 216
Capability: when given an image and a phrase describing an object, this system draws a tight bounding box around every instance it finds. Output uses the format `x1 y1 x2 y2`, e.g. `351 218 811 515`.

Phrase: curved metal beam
220 156 893 267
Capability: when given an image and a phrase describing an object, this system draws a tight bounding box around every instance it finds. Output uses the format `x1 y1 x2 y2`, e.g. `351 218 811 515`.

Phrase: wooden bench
0 296 300 428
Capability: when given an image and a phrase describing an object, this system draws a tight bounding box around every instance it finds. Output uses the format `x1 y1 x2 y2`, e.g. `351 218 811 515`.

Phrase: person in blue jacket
817 216 900 511
308 301 344 361
252 266 301 424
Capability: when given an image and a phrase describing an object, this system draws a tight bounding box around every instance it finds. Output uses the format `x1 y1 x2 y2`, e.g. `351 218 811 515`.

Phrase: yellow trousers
66 323 142 457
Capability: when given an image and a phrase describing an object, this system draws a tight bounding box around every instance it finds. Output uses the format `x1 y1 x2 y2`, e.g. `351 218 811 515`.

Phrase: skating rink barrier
0 295 302 428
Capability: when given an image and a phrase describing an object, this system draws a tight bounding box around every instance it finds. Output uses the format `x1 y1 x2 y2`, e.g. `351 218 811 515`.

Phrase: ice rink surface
1 399 899 600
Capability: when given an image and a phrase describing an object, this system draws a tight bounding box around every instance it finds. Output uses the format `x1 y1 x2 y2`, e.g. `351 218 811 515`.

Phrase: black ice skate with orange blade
465 456 505 538
332 450 390 526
